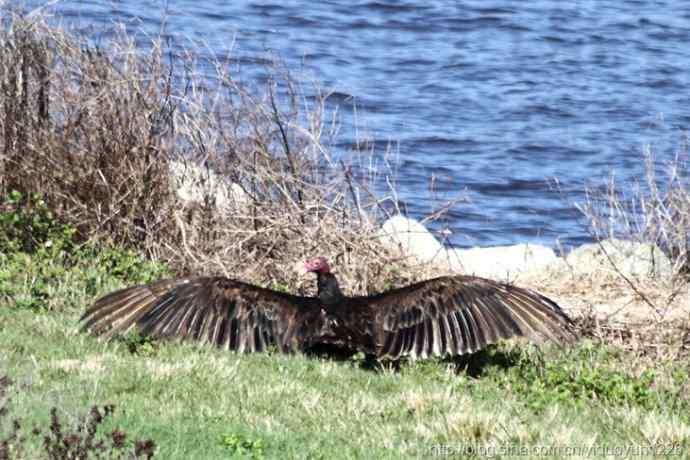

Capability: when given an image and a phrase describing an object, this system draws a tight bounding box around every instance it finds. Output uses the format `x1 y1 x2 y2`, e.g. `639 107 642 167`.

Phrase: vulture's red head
304 256 330 274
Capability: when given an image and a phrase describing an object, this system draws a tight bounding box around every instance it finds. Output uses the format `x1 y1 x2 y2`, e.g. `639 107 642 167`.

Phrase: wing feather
81 288 159 335
363 276 575 359
81 277 322 353
436 314 450 354
445 312 461 354
460 308 480 353
401 326 413 356
228 318 240 350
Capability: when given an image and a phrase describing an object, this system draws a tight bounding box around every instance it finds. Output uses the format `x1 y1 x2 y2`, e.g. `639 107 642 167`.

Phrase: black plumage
80 256 576 359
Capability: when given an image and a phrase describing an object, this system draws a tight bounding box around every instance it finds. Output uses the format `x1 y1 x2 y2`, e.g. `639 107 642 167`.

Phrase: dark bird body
81 257 576 359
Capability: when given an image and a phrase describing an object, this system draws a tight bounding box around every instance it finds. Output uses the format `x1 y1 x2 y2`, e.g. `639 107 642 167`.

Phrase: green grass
1 194 690 459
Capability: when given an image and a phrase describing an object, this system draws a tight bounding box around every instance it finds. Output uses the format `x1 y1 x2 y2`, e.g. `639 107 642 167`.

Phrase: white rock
377 216 445 262
566 238 672 278
377 216 559 280
170 160 249 210
446 244 558 280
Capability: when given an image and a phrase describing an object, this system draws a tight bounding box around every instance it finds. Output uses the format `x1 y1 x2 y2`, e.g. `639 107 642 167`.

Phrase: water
17 0 690 249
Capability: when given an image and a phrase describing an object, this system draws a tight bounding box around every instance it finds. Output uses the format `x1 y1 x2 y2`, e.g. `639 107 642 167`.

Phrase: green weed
219 433 266 460
0 192 168 312
479 343 690 416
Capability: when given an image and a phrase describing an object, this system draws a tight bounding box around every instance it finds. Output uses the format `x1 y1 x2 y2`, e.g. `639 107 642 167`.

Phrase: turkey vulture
80 257 576 359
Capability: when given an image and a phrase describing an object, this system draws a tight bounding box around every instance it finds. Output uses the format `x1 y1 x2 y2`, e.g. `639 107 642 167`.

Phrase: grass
2 308 690 459
1 196 689 459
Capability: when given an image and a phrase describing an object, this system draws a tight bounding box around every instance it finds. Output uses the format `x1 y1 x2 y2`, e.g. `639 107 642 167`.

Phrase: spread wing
358 276 576 359
80 277 323 353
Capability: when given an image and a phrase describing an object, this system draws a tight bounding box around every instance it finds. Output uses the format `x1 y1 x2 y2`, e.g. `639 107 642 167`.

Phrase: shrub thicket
0 9 439 298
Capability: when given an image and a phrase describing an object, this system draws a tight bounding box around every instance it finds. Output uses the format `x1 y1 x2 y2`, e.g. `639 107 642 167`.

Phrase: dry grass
541 145 690 359
576 146 690 278
0 9 444 296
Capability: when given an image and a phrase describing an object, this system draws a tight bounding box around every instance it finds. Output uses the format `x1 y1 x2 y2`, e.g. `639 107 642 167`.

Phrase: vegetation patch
219 433 266 460
1 194 688 457
0 400 156 460
0 7 448 300
0 191 169 313
475 343 690 416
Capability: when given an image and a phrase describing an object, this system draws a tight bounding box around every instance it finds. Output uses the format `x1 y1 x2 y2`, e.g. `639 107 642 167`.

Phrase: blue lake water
17 0 690 249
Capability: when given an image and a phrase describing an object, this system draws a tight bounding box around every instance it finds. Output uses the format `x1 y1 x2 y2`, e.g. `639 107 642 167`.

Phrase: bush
0 393 156 460
0 191 75 255
0 8 447 298
577 148 690 278
0 192 168 312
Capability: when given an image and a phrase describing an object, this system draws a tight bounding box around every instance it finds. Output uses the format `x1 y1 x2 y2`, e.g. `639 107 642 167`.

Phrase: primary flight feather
81 256 576 359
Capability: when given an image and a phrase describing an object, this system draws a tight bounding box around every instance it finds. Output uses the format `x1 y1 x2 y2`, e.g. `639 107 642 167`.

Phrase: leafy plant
122 333 160 357
219 433 266 459
0 384 156 460
480 343 689 416
0 191 75 256
269 282 290 294
0 192 169 311
41 405 156 460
